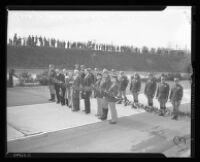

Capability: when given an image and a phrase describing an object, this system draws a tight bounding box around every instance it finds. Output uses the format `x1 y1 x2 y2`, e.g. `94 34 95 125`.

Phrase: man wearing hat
156 75 170 116
82 68 94 114
130 73 141 108
93 72 104 117
99 69 112 120
144 73 157 108
118 71 129 105
169 77 183 120
47 64 56 101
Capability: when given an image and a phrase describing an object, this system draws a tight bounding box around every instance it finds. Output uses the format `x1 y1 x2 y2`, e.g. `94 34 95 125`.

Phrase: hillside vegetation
7 46 191 73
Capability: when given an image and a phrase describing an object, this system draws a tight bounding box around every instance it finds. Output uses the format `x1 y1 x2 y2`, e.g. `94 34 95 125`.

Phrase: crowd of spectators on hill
8 33 188 56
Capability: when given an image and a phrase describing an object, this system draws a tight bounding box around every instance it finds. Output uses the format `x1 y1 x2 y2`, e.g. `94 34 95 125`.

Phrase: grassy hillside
7 46 191 72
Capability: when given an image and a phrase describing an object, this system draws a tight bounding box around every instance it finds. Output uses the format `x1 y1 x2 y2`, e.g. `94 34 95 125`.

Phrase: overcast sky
7 6 191 50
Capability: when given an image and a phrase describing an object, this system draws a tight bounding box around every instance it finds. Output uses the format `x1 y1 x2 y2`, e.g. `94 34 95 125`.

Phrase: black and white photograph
6 6 192 157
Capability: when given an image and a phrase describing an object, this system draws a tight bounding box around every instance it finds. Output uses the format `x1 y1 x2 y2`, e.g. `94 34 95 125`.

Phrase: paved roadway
6 86 191 157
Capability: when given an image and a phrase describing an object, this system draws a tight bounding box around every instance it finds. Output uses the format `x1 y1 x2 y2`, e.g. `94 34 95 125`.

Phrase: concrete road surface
6 86 191 157
7 111 191 157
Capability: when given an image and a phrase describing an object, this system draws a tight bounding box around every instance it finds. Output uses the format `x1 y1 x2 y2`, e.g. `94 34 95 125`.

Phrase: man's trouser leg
55 84 60 103
97 97 103 116
159 99 166 116
108 102 118 122
49 84 56 101
133 92 139 107
61 86 66 105
68 87 73 108
72 97 80 111
100 98 108 120
172 101 180 119
147 96 153 107
84 91 91 113
122 90 127 102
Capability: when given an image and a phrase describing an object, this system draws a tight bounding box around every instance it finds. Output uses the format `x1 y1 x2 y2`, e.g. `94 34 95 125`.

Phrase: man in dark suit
130 73 141 108
144 73 157 108
118 71 129 105
54 69 62 104
82 68 94 114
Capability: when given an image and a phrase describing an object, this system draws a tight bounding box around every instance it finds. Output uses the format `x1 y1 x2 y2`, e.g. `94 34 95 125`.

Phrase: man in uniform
144 73 157 108
156 75 170 116
169 77 183 120
71 69 82 111
130 73 141 108
99 69 112 120
82 68 94 114
118 71 129 105
47 64 56 101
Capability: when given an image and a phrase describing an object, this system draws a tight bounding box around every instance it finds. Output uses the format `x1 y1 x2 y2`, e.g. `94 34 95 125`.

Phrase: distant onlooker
8 69 18 87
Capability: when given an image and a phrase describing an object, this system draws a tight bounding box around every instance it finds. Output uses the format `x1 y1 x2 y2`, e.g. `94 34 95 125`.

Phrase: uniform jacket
54 73 63 86
94 78 104 98
119 75 129 91
100 76 112 92
144 78 157 97
105 82 119 102
48 69 56 85
130 77 141 93
169 84 183 102
72 75 82 98
156 82 170 100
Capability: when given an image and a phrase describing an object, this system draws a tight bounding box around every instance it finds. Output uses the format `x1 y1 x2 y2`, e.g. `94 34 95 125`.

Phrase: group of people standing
47 64 184 124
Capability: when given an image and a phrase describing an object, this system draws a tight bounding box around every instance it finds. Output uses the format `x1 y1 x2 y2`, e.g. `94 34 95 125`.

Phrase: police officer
130 73 141 108
169 77 183 120
71 69 82 111
118 71 129 105
105 74 119 124
47 64 56 101
144 73 157 108
82 68 94 114
99 69 112 120
94 73 103 117
156 75 170 116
